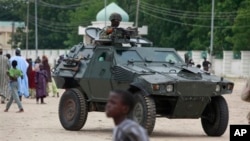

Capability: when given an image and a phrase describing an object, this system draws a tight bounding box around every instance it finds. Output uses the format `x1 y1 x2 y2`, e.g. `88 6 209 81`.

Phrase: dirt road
0 78 249 141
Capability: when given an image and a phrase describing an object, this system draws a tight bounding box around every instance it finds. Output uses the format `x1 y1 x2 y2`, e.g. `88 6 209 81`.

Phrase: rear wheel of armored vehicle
129 92 156 135
59 88 88 131
201 96 228 136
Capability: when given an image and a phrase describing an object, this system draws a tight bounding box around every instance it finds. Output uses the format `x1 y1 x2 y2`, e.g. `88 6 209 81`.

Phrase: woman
35 64 47 104
42 55 59 97
27 59 36 98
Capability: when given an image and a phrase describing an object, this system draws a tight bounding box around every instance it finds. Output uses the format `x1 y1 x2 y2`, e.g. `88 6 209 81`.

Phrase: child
105 90 149 141
35 64 48 104
4 60 24 113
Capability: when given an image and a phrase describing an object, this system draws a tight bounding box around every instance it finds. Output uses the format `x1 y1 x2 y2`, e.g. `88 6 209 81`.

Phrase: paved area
0 78 249 141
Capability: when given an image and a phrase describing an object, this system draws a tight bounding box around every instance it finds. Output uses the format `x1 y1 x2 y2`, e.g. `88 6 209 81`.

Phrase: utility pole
35 0 38 58
11 22 15 49
104 0 107 27
135 0 140 27
210 0 215 63
26 0 29 57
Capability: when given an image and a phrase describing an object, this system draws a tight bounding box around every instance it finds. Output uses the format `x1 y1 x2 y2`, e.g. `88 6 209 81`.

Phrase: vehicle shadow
79 128 113 134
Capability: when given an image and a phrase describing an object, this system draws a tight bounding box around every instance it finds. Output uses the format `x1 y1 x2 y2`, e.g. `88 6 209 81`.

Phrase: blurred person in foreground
105 89 149 141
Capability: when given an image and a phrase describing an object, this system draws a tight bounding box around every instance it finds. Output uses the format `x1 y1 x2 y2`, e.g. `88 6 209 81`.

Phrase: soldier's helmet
109 12 122 21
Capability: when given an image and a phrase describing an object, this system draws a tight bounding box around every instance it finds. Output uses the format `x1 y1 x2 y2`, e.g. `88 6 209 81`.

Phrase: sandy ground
0 78 249 141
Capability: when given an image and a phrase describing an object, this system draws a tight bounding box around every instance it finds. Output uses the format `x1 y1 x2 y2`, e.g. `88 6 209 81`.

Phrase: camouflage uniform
100 12 122 39
0 49 9 103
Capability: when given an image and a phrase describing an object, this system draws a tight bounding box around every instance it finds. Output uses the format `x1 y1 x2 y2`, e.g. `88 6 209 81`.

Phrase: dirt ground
0 78 249 141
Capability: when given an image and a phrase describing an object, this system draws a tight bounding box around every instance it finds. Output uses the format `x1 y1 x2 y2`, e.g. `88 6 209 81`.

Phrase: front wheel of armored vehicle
59 88 88 131
201 96 229 136
129 92 156 135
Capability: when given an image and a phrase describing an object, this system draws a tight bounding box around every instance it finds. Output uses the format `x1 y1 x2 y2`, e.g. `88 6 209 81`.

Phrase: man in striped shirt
105 89 149 141
0 47 9 104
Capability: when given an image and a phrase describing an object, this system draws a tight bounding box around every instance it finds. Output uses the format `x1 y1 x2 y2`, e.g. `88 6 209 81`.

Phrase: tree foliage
0 0 249 52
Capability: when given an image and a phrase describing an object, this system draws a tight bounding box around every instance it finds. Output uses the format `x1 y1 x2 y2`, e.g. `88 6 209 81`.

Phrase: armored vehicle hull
53 28 234 136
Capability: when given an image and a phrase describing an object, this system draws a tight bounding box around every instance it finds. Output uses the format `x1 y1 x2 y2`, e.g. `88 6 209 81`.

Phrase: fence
2 49 250 78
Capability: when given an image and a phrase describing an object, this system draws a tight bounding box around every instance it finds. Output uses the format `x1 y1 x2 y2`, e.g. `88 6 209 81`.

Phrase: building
78 2 148 45
0 21 25 49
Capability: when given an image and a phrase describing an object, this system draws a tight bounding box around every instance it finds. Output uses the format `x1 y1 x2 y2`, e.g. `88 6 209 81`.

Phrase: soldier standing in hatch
100 12 122 39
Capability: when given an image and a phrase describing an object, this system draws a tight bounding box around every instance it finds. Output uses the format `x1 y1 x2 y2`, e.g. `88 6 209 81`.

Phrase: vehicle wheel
129 92 156 135
59 88 88 131
201 96 229 136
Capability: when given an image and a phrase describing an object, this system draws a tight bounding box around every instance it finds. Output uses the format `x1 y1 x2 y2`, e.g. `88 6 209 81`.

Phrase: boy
105 90 149 141
4 60 24 113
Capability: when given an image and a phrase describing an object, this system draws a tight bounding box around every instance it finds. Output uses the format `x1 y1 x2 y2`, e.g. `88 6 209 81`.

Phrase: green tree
65 0 105 47
228 0 250 51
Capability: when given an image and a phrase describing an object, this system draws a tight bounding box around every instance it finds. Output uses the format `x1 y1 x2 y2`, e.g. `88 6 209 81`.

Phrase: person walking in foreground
9 48 29 100
105 89 149 141
35 64 48 104
4 60 24 113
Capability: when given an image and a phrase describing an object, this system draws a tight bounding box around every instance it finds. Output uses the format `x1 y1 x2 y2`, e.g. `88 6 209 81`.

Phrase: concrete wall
1 49 249 78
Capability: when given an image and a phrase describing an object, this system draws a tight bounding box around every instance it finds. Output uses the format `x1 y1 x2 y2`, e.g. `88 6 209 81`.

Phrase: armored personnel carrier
52 27 234 136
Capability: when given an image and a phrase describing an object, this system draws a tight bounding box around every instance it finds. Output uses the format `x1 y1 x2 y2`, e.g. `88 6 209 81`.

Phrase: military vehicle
52 27 234 136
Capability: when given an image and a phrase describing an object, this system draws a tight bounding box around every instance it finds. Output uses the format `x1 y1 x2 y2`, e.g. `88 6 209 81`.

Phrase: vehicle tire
201 96 229 136
129 92 156 135
59 88 88 131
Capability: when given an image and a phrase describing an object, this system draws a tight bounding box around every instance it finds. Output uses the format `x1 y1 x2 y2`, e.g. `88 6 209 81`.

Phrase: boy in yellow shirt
4 60 24 113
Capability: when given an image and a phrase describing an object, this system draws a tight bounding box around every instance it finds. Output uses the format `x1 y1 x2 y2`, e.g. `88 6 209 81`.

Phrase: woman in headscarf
42 55 59 97
27 58 36 98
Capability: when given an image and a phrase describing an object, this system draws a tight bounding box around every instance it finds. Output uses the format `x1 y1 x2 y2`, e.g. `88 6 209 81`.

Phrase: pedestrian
241 77 250 124
27 58 36 99
188 58 195 66
5 53 11 69
9 48 29 100
34 56 41 72
35 64 48 104
105 89 149 141
4 60 24 113
202 57 211 72
42 55 53 96
0 47 9 104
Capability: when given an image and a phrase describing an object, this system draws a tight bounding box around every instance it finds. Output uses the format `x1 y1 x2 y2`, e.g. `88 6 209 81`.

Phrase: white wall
2 49 250 78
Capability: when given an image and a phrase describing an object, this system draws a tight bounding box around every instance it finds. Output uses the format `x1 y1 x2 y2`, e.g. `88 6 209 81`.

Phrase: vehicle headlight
152 84 160 91
166 84 174 92
215 84 220 92
227 83 234 90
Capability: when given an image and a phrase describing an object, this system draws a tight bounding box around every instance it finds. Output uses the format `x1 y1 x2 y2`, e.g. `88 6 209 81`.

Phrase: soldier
99 12 122 39
202 57 211 71
0 47 9 104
